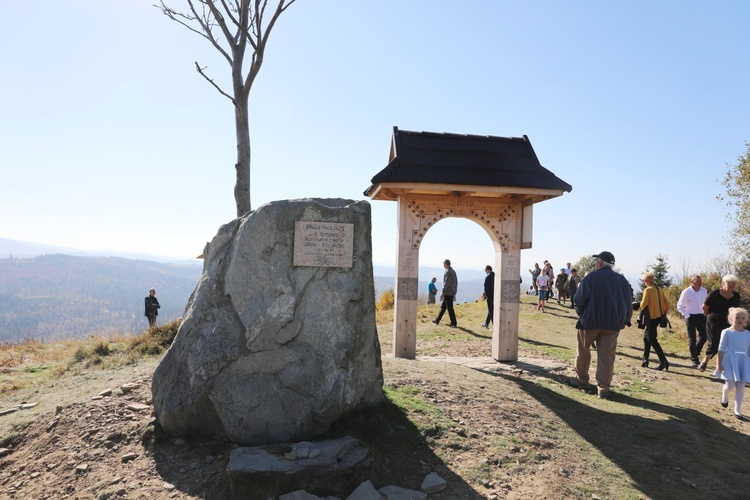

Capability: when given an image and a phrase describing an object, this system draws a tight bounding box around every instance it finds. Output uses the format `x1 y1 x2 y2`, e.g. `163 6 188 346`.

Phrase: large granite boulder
152 198 384 445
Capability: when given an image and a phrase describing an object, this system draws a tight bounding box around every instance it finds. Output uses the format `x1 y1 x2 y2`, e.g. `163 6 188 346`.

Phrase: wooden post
393 196 420 359
492 207 522 361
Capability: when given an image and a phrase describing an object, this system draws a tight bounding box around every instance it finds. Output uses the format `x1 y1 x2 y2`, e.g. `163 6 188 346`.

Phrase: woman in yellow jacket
637 272 670 370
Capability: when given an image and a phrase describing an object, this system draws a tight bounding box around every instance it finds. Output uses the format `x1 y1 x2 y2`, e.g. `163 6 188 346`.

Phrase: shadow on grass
470 366 750 499
148 398 482 499
519 336 572 351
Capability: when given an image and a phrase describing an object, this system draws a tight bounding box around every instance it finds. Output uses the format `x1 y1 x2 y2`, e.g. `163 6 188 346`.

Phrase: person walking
676 275 708 367
432 259 458 327
482 265 495 328
699 274 742 372
714 307 750 420
636 272 671 371
427 277 438 305
145 288 161 327
571 251 633 399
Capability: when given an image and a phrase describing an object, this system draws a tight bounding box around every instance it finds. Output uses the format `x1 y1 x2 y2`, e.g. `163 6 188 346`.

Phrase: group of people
529 261 580 312
569 250 750 419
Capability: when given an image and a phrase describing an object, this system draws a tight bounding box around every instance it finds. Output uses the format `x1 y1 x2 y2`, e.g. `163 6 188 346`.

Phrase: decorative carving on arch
401 194 523 253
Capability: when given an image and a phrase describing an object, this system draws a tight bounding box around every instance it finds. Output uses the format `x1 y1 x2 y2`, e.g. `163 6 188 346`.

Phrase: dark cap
592 251 615 265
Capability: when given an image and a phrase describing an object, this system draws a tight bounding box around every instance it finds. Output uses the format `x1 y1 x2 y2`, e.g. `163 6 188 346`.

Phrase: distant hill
374 269 501 304
0 254 202 342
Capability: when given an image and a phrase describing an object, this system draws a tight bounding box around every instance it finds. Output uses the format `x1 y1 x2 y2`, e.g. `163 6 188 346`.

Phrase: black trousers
485 295 494 325
643 316 667 364
436 295 457 326
685 314 707 362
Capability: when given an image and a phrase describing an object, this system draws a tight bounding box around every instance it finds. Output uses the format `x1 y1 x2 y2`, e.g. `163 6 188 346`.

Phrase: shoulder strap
656 286 663 313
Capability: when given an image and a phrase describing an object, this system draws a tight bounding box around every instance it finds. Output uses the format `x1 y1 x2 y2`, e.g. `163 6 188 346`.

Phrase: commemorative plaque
293 221 354 268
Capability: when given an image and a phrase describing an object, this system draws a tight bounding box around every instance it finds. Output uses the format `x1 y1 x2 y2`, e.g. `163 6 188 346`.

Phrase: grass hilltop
1 297 749 499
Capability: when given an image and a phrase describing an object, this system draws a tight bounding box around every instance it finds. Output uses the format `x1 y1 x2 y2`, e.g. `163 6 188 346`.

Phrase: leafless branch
195 62 236 104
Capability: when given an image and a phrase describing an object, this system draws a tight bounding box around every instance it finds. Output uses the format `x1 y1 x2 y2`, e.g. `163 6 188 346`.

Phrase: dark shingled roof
365 127 572 195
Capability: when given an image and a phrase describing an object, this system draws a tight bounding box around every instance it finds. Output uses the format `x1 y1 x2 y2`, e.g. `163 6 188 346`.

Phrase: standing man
564 262 573 276
571 251 633 400
145 288 161 327
529 263 541 296
567 269 579 309
427 277 438 305
482 265 495 328
432 259 458 327
677 275 708 368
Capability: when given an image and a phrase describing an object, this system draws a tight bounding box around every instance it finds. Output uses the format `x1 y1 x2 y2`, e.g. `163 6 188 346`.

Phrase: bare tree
156 0 298 217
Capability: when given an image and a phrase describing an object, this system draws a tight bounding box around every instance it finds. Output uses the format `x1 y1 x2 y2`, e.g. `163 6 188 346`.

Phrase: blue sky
1 1 748 285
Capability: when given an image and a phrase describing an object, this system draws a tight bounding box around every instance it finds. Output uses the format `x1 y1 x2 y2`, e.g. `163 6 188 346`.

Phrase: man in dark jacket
432 259 458 327
571 251 633 399
145 288 161 327
567 269 579 309
482 265 495 328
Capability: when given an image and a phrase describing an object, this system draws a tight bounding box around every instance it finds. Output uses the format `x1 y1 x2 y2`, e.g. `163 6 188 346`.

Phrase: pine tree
637 254 673 291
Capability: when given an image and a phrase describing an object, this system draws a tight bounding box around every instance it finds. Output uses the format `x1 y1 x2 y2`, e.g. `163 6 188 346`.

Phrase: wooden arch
365 128 572 361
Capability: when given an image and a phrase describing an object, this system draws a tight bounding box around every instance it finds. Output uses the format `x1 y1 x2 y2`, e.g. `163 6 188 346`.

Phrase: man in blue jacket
571 251 633 399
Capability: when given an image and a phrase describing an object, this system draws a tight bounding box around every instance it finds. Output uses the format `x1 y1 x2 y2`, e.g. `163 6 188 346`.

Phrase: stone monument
152 198 384 445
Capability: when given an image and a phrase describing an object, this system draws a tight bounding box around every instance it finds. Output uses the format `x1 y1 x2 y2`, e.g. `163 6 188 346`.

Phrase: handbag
656 286 671 328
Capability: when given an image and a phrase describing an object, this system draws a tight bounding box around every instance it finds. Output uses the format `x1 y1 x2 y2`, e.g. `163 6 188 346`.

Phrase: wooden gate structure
364 127 572 361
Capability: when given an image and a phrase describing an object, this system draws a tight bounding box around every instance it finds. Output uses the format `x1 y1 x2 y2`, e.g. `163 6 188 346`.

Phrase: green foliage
720 140 750 255
376 288 395 311
637 254 673 291
572 256 596 275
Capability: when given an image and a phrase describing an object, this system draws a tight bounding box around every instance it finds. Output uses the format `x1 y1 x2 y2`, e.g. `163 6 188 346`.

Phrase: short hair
571 268 577 273
643 272 655 285
443 259 451 266
485 265 492 271
723 274 739 285
728 307 749 325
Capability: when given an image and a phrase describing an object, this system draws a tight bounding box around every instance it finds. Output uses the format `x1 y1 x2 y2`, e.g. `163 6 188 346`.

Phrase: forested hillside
0 255 202 342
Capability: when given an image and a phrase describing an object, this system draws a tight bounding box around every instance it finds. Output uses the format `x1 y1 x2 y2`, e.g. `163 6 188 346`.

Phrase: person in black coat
145 288 161 327
482 265 495 328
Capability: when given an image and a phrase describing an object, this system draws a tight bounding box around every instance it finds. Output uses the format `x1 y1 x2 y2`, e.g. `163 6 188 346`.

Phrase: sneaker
448 323 458 328
481 323 489 329
597 391 610 400
431 319 439 325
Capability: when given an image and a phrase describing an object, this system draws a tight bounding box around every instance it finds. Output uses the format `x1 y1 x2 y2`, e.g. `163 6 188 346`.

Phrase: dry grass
0 320 181 396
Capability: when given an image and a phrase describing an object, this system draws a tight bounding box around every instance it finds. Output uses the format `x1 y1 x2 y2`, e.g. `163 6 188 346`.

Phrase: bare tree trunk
234 98 251 217
157 0 297 219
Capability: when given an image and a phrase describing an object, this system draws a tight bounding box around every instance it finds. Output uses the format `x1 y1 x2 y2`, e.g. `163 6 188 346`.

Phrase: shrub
376 288 395 311
127 319 182 357
92 340 111 357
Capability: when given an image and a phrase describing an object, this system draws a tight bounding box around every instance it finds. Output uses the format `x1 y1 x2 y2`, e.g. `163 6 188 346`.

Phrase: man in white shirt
676 275 708 368
564 262 573 276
